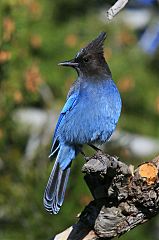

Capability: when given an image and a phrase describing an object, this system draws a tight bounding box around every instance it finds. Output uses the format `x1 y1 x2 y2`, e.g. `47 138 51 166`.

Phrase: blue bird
43 32 122 214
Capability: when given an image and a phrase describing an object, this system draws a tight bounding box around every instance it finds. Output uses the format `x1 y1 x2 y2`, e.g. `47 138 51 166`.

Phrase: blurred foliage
0 0 159 239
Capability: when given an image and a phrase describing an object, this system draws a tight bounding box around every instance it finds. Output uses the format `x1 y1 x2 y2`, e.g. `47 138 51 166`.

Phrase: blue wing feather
49 90 79 157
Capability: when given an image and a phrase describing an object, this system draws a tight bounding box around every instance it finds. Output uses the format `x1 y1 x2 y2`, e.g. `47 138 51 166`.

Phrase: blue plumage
44 32 122 214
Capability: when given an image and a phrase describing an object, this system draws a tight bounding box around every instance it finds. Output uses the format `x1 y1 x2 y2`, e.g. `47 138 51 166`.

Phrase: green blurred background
0 0 159 239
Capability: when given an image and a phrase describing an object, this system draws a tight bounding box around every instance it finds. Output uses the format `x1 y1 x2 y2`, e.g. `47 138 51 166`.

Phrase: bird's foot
80 150 90 162
80 149 86 157
88 144 102 152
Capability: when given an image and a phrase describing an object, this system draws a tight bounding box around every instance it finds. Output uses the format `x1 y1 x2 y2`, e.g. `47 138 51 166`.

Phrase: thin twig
107 0 129 20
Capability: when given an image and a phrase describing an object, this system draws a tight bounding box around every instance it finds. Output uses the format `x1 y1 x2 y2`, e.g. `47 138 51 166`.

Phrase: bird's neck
79 72 112 83
79 78 118 100
77 63 112 79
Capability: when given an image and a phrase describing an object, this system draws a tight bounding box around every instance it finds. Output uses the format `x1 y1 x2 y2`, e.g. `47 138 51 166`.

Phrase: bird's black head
59 32 111 77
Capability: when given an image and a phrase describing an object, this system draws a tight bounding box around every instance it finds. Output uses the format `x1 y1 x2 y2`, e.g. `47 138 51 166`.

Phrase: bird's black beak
58 59 79 68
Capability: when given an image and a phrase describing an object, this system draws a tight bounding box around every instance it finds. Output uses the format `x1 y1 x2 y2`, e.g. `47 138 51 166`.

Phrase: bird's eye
83 57 89 63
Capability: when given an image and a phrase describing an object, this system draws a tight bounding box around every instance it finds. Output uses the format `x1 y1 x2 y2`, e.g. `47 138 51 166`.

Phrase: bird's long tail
43 144 76 214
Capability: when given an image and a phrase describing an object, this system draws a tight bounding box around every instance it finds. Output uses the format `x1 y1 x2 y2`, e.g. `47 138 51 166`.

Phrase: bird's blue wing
49 90 79 158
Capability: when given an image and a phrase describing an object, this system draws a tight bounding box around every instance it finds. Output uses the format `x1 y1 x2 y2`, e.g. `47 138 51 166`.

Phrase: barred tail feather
44 160 70 214
44 144 76 214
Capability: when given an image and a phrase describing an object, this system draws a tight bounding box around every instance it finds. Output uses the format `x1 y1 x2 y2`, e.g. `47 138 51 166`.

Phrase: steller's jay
43 32 122 214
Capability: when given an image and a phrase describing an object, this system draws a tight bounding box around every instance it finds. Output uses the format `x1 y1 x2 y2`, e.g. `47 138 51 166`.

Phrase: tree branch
107 0 129 20
52 152 159 240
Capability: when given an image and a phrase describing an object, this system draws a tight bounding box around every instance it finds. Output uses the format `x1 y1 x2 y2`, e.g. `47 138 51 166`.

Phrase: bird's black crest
81 32 107 56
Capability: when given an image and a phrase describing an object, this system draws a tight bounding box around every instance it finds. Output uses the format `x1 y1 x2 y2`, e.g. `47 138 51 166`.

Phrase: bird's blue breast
59 78 122 145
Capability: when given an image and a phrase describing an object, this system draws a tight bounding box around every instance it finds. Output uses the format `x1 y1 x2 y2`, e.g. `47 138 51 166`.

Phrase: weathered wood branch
53 152 159 240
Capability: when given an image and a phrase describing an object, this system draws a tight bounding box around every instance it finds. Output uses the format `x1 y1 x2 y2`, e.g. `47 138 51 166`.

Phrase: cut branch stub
138 162 158 185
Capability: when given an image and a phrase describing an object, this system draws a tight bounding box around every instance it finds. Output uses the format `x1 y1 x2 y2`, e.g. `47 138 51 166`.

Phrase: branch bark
52 152 159 240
